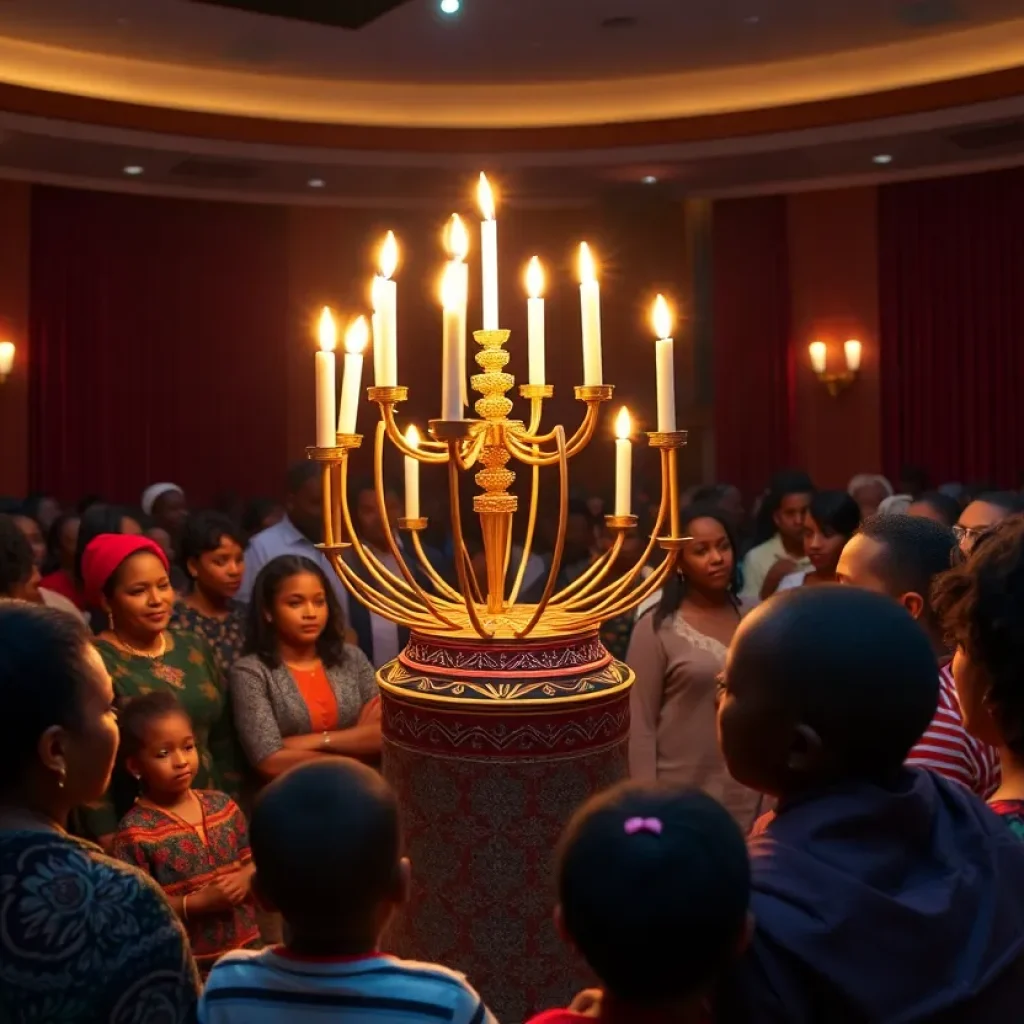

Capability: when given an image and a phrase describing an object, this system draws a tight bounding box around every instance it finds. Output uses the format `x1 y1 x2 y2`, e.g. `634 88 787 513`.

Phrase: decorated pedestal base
379 630 633 1023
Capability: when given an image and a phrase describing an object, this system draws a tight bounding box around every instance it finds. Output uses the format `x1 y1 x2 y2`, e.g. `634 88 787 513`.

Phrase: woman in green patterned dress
77 533 242 846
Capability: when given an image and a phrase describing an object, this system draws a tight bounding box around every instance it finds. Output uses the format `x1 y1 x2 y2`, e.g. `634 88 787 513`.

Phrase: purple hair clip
624 816 663 836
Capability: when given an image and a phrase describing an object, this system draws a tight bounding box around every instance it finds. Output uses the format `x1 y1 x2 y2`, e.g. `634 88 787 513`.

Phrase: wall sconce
809 339 861 396
0 341 13 384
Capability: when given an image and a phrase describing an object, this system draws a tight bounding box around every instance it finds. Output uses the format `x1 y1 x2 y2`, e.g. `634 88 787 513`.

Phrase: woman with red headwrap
76 534 241 846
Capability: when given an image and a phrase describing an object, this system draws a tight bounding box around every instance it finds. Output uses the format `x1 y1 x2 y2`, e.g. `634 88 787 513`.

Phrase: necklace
115 631 167 659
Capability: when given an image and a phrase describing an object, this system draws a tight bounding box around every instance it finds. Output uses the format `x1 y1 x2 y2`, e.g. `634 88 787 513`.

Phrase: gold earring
57 768 66 789
107 611 114 631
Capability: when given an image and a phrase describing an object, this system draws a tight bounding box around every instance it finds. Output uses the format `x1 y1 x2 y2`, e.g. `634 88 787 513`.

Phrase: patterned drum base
380 631 633 1022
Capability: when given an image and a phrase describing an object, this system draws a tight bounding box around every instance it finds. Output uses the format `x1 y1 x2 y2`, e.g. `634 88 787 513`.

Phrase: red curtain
712 196 794 500
879 167 1024 487
29 187 290 506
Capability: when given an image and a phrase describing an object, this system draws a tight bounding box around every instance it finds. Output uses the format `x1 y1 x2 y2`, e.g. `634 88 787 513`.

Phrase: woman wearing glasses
955 492 1024 554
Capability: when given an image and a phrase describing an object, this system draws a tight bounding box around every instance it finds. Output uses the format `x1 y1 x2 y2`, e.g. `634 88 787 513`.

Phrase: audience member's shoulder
195 788 236 816
229 652 269 677
204 946 268 984
390 955 489 1005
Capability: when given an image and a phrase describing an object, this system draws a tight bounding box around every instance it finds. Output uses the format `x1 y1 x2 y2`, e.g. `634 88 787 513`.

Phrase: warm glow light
406 424 421 449
345 315 369 355
477 173 495 221
578 242 597 285
844 338 863 372
446 214 469 261
615 406 632 440
441 262 462 309
0 340 14 378
809 341 828 374
378 231 399 280
652 294 673 339
317 307 337 352
525 256 544 299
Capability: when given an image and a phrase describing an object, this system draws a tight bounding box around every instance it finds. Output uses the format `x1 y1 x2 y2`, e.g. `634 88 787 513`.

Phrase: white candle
372 232 399 386
404 425 421 519
614 407 632 517
525 256 546 386
441 264 463 420
445 215 470 407
314 307 337 448
370 309 382 386
652 294 676 433
809 341 827 375
478 173 499 331
578 243 603 385
338 315 368 435
844 338 862 372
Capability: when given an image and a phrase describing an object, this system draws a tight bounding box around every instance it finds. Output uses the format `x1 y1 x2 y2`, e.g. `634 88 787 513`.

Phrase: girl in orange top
228 555 381 780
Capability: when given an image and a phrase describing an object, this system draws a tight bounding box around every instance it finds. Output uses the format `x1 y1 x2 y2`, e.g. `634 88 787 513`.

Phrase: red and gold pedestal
379 630 633 1023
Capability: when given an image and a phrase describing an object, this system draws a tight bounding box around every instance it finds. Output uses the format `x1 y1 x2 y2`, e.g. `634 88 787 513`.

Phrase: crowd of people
3 461 1024 1022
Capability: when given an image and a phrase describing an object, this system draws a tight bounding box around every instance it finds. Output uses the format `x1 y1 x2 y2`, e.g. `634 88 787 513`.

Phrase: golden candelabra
308 328 687 642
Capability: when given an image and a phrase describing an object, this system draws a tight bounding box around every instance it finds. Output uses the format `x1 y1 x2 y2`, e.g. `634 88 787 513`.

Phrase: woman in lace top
627 504 762 830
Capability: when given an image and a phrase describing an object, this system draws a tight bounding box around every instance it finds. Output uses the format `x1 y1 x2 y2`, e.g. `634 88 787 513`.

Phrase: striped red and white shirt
907 663 1000 798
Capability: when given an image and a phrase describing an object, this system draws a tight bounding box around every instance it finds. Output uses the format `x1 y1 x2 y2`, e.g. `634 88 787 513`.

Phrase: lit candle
0 340 14 383
372 231 399 386
314 307 337 448
338 315 368 435
404 425 421 519
478 173 499 331
441 264 463 420
809 341 828 375
445 214 470 407
526 256 546 386
578 243 603 385
652 294 676 433
845 338 862 372
614 407 632 517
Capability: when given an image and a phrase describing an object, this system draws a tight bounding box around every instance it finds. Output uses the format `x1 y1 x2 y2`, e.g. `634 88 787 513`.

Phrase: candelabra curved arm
372 422 463 628
506 401 604 466
548 531 625 606
506 461 539 606
453 428 487 472
326 550 441 630
410 531 464 603
447 443 492 638
515 425 569 639
380 403 450 464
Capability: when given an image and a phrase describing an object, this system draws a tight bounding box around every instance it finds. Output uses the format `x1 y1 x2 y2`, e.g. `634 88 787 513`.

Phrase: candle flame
405 424 421 450
317 306 337 352
378 231 399 280
445 214 469 261
652 294 673 340
525 256 544 299
615 406 632 440
477 173 495 221
578 242 597 285
344 315 369 355
440 262 463 310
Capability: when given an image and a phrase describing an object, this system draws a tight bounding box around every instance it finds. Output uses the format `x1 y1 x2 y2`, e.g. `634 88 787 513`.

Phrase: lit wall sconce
809 338 861 396
0 341 14 384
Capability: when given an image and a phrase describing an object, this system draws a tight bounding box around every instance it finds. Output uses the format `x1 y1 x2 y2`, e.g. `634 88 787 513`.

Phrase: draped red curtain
29 187 290 506
879 167 1024 487
712 196 793 501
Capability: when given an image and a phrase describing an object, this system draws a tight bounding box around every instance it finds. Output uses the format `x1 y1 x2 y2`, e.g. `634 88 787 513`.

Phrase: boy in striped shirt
836 514 999 796
199 760 497 1024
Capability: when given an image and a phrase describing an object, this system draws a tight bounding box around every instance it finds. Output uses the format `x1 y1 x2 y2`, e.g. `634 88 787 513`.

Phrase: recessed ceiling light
439 0 460 13
641 175 658 185
873 153 893 165
123 165 144 176
308 178 326 188
744 14 761 24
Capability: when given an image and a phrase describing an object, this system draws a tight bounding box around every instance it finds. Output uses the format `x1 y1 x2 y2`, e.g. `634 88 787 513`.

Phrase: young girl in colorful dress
112 691 261 975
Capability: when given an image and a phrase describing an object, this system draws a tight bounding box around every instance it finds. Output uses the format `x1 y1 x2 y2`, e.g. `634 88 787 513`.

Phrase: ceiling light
641 175 658 185
744 14 761 24
873 154 893 165
123 165 144 176
308 178 326 188
440 0 460 13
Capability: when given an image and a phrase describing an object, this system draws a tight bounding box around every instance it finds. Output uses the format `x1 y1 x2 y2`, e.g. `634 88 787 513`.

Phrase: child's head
249 759 405 947
118 691 198 801
718 585 938 799
556 781 750 1009
245 555 348 668
933 515 1024 753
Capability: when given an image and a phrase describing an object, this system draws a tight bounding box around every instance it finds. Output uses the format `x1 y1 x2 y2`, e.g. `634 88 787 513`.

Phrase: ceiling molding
0 20 1023 131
